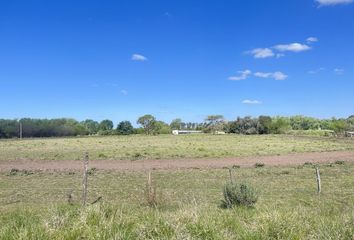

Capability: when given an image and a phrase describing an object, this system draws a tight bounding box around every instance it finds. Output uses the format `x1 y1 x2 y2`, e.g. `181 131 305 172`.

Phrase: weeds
255 163 265 168
8 168 34 176
221 182 258 208
335 160 345 165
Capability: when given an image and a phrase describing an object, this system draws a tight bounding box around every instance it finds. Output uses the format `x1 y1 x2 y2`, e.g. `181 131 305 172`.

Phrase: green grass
0 134 353 161
1 163 354 239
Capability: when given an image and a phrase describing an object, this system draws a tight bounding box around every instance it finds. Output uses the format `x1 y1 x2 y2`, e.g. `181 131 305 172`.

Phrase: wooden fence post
228 168 234 184
19 122 23 140
82 152 89 206
315 166 321 194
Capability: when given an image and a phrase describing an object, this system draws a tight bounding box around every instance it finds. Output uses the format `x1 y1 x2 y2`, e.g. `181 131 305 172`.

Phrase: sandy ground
0 151 354 172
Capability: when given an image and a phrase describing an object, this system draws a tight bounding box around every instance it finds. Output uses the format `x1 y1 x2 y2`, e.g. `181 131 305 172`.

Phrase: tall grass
1 163 354 238
1 203 353 239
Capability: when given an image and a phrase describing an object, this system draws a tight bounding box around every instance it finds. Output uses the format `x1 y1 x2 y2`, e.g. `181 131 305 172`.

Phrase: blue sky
0 0 353 124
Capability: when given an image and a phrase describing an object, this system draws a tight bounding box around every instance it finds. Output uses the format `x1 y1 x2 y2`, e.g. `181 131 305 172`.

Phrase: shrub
255 162 265 168
335 160 345 165
221 182 258 208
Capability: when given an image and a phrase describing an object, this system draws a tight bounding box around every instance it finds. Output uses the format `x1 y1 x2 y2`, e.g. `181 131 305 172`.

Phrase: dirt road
1 151 353 172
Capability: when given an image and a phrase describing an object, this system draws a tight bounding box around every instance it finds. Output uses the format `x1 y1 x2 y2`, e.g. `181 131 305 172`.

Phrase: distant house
346 131 354 138
172 130 202 135
215 131 226 135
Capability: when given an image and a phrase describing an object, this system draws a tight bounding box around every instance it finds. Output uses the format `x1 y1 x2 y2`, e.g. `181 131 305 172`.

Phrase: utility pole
19 121 23 140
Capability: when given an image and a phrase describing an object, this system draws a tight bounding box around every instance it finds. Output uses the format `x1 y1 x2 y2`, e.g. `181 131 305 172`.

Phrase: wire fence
1 154 354 208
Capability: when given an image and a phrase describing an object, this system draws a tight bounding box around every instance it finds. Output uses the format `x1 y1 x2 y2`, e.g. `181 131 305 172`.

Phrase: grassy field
1 162 354 239
0 134 353 161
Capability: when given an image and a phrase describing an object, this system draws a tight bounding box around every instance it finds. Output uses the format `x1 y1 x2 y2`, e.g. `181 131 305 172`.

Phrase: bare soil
1 151 354 172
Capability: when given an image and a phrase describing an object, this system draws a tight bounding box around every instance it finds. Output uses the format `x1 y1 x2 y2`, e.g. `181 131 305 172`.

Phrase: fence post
315 166 321 194
228 168 234 184
19 122 23 140
82 152 89 206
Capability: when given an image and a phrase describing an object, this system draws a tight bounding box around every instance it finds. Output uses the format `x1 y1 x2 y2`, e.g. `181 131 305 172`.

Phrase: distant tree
154 121 171 134
205 115 224 125
329 118 347 134
0 119 19 138
289 115 321 130
116 121 134 135
82 119 99 135
270 117 291 134
204 115 225 133
170 118 182 130
99 120 114 131
257 116 272 134
228 116 258 134
137 114 156 135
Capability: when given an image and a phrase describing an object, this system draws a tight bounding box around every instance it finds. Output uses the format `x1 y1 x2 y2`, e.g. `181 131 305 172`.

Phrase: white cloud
334 68 344 74
120 90 128 95
131 54 148 61
228 70 252 81
273 43 311 52
247 40 315 59
316 0 353 6
273 71 288 80
248 48 275 59
242 99 262 104
254 72 272 78
307 37 318 43
308 67 325 74
254 71 288 80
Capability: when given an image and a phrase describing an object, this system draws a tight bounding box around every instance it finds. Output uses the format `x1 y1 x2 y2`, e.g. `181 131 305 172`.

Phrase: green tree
154 121 171 134
82 119 99 135
270 117 291 134
329 118 347 134
137 114 156 135
257 116 272 134
170 118 182 130
99 120 114 131
204 115 225 133
116 121 134 135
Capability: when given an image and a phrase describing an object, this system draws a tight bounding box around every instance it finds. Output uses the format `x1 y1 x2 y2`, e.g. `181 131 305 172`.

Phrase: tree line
0 115 353 139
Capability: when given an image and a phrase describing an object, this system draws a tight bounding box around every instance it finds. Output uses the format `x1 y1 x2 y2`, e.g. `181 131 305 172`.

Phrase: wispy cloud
131 54 148 61
242 99 262 104
316 0 354 6
247 38 316 59
120 90 128 95
307 37 318 43
228 70 252 81
334 68 344 74
308 67 325 74
254 71 288 80
247 48 275 59
273 43 311 52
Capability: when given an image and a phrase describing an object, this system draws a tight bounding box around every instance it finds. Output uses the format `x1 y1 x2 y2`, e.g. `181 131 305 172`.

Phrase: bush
221 182 258 208
255 162 265 168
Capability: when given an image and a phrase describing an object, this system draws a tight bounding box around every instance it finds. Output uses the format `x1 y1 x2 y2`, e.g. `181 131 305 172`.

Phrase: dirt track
0 151 354 172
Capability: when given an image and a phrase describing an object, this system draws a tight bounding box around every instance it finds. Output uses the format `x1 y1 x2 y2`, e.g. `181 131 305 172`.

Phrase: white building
172 130 202 135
